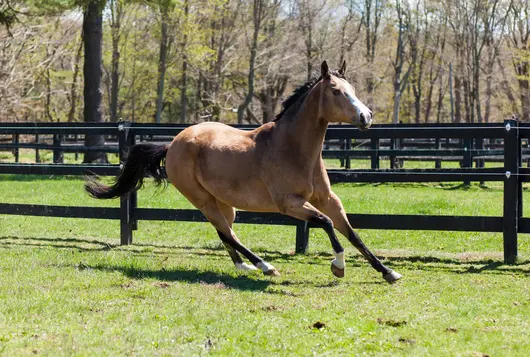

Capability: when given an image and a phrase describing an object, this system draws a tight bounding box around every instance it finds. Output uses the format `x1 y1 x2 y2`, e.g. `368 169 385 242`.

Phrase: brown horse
86 61 402 283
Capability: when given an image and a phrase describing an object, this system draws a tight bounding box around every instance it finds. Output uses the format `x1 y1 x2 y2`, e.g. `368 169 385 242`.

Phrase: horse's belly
198 168 277 212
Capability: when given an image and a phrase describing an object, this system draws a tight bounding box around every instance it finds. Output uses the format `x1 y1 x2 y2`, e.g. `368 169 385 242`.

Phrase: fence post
35 134 41 163
370 137 380 169
345 139 351 169
129 130 138 231
53 134 64 163
390 138 397 169
13 134 19 163
463 137 472 185
476 137 485 185
295 221 309 253
118 121 133 245
435 138 442 169
74 134 79 161
503 118 520 264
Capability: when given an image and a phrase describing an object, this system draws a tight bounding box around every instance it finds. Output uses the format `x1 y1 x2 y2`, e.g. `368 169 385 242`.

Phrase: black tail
85 143 168 199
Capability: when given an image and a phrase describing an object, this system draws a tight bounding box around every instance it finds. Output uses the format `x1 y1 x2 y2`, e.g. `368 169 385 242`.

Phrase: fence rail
3 122 530 169
0 120 527 263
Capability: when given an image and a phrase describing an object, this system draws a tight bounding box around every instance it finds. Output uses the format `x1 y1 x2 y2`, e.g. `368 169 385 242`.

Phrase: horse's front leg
313 191 402 283
279 194 347 278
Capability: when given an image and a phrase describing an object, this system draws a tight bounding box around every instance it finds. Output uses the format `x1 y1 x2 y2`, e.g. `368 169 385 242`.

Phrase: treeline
0 0 529 125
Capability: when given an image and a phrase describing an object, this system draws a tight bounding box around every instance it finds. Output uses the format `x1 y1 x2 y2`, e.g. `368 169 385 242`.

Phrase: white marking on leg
235 262 258 271
257 261 276 273
332 251 345 269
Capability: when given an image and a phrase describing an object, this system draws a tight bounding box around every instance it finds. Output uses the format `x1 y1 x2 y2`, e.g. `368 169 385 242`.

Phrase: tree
359 0 387 97
152 0 176 123
339 0 362 65
237 0 275 124
197 0 242 122
107 0 125 123
391 0 411 124
179 0 189 123
294 0 328 80
82 0 107 163
1 0 524 126
0 1 18 32
508 0 530 121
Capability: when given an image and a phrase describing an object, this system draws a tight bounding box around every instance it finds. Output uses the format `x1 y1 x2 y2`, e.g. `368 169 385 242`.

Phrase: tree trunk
484 70 492 123
516 62 530 121
180 0 189 123
83 0 107 164
519 76 530 122
237 0 262 125
109 0 121 123
180 56 188 123
412 86 421 124
463 78 471 123
305 27 312 81
45 66 53 122
392 90 401 124
425 84 434 123
454 74 462 123
155 14 169 124
131 23 137 122
68 38 83 122
497 57 518 116
473 64 482 123
436 69 444 123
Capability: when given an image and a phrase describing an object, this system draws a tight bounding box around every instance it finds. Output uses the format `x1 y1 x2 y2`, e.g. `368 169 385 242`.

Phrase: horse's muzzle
356 111 372 131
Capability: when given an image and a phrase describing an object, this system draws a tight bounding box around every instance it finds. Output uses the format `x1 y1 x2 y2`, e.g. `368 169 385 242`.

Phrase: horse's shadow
386 254 530 276
88 264 272 292
1 236 528 282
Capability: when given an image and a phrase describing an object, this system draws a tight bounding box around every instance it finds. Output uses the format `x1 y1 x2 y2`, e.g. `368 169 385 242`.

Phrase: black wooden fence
0 120 528 263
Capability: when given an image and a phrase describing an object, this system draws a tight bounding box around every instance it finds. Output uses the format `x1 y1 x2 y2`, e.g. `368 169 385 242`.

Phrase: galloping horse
86 61 402 283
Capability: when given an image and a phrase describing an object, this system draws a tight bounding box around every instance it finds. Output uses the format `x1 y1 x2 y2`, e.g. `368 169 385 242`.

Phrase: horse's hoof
263 268 281 277
331 262 345 278
383 270 402 284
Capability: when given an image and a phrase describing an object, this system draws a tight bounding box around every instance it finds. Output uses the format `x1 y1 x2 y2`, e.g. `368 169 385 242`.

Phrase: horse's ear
339 60 346 76
321 61 330 78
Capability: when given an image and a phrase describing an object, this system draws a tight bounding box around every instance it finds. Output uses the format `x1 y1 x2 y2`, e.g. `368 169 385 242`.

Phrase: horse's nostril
360 113 367 126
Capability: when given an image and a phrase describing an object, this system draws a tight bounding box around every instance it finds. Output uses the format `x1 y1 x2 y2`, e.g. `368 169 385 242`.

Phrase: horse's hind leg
216 201 257 272
199 198 279 276
170 174 278 276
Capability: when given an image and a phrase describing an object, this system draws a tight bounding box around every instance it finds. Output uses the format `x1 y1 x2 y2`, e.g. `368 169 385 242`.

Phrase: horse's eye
332 89 341 96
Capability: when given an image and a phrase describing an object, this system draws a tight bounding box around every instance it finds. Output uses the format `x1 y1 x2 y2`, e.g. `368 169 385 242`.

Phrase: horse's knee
309 213 334 233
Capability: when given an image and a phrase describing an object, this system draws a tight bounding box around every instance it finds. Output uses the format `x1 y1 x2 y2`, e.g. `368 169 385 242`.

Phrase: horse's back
165 122 276 211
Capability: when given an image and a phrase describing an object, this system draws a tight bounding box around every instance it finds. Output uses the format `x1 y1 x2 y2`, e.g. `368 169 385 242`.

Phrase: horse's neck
276 89 328 169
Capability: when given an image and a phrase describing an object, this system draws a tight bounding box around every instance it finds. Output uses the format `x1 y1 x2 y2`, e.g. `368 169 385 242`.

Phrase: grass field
1 172 530 356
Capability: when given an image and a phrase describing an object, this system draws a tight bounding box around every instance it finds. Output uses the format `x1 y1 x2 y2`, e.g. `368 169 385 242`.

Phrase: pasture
0 174 529 356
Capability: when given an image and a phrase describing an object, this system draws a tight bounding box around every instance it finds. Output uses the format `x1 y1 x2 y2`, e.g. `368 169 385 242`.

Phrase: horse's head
317 60 372 130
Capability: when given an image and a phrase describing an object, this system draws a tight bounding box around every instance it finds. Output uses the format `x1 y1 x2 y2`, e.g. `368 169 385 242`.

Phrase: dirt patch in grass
377 318 407 327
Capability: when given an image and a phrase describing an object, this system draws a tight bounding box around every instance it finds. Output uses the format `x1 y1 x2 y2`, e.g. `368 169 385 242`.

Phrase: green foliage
1 0 529 123
0 3 17 29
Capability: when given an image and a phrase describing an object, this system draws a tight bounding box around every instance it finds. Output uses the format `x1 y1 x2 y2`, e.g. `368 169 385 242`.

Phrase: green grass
0 149 120 164
0 175 530 356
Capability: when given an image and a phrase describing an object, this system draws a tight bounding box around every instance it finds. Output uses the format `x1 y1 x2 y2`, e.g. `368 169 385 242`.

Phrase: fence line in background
0 120 526 263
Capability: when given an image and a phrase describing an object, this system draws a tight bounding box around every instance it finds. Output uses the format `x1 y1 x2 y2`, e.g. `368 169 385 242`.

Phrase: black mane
274 69 344 121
